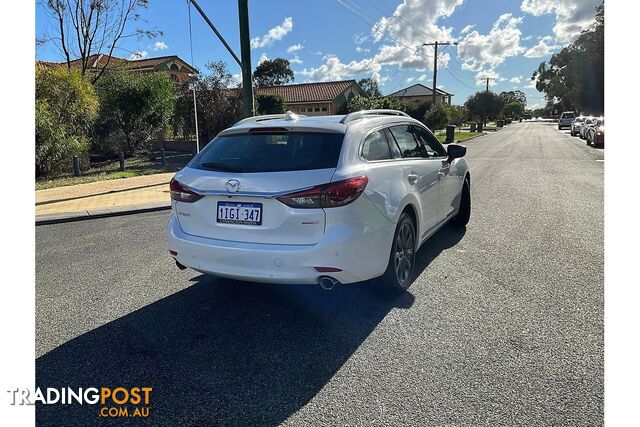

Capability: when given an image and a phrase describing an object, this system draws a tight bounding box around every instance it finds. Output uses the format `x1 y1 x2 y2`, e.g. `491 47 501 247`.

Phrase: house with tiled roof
228 80 368 116
38 54 196 84
387 83 453 106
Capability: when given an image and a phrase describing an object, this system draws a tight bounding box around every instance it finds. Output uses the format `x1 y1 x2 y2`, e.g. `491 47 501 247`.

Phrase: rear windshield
189 132 344 173
561 112 575 118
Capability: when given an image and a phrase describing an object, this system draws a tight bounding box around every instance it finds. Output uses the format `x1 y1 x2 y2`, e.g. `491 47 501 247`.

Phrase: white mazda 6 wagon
167 110 470 293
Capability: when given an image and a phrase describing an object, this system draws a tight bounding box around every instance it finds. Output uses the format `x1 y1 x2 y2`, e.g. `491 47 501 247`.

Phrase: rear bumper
166 204 395 284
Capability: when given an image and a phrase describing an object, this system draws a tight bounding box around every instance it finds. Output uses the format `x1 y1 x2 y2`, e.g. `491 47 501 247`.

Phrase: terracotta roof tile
37 54 195 73
388 83 453 97
252 80 361 103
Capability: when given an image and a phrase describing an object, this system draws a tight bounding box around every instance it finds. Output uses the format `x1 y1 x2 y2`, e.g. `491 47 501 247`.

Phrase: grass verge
437 131 484 144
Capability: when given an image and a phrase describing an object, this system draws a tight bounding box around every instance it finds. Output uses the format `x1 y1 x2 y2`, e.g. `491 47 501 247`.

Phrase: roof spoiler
340 109 410 124
233 111 306 127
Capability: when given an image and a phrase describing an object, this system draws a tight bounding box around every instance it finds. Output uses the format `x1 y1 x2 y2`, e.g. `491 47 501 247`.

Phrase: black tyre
378 212 416 294
450 178 471 227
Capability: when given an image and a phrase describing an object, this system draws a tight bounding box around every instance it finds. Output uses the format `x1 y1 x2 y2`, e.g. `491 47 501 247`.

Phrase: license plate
217 202 262 225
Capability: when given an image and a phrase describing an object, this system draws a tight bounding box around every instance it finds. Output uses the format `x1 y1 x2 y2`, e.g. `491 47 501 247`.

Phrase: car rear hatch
172 128 344 245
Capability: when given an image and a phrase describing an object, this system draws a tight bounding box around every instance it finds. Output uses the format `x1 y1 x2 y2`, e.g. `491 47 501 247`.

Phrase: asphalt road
35 121 604 426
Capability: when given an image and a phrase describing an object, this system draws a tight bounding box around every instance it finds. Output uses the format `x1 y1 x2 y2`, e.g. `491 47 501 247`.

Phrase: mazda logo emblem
225 179 240 193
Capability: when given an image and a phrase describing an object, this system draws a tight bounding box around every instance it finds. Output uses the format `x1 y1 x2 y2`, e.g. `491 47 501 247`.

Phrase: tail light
277 176 368 209
170 178 203 203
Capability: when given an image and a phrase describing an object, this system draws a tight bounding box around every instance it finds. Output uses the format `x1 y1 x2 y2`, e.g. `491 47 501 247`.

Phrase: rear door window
189 132 344 173
562 112 575 119
389 125 425 158
361 130 392 161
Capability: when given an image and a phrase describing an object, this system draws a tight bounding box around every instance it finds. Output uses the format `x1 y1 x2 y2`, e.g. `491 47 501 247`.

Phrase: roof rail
340 109 410 124
233 111 306 127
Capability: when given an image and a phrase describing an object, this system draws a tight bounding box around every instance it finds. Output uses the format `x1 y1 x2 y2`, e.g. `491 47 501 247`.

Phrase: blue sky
36 0 602 109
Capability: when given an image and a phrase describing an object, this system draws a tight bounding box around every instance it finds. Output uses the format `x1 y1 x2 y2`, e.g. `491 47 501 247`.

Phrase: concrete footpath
36 173 175 224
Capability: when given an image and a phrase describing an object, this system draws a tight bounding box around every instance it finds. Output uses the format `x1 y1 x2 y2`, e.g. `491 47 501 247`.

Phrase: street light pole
187 0 254 118
422 41 458 108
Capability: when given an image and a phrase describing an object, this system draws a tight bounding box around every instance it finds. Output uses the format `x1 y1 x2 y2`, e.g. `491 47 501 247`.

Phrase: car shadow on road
35 225 465 426
412 223 467 282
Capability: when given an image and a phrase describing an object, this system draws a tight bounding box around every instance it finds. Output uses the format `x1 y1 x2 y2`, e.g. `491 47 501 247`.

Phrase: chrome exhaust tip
318 276 340 290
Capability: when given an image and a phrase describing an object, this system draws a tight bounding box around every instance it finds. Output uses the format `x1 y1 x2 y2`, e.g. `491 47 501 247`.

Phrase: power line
335 0 421 54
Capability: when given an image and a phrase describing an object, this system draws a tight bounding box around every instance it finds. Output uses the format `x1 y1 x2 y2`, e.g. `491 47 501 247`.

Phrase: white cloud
417 74 431 82
406 76 415 83
525 74 539 89
302 0 463 82
289 57 303 64
258 53 269 64
355 46 370 53
300 56 382 82
153 41 168 51
524 35 559 58
354 33 369 45
520 0 600 43
510 75 524 84
229 73 242 87
287 43 303 53
474 69 501 86
457 13 525 72
129 50 148 60
250 17 293 49
371 0 462 44
460 24 475 35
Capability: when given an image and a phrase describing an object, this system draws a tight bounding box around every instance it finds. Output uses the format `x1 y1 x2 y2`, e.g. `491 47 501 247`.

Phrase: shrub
344 95 404 113
256 93 287 114
423 104 450 131
35 66 98 177
174 61 243 145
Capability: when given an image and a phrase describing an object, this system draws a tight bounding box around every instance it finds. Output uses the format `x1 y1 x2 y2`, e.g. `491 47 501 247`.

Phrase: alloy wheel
394 221 415 286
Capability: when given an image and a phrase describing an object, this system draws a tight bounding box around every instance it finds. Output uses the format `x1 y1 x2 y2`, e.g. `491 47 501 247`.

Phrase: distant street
36 121 603 426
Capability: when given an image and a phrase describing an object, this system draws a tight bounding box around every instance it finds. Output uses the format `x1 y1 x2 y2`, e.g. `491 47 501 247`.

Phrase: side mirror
447 144 466 160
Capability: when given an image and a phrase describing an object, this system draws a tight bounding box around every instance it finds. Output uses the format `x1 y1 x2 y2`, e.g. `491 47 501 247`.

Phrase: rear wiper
199 161 243 172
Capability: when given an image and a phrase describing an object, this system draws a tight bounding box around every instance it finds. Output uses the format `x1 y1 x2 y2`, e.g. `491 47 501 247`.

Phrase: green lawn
437 131 483 144
35 168 164 190
36 152 192 190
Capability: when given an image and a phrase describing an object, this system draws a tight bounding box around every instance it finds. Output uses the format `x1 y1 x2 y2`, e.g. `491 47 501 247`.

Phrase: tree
532 2 603 114
96 70 174 155
498 90 527 107
464 91 504 124
357 78 381 97
502 101 525 119
42 1 161 84
423 104 450 131
174 61 243 145
344 95 403 113
256 93 287 114
253 58 294 86
36 65 98 177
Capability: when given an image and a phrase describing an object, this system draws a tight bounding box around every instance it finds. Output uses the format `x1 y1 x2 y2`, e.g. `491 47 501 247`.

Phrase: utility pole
422 41 458 108
485 77 495 92
238 0 254 118
188 0 254 118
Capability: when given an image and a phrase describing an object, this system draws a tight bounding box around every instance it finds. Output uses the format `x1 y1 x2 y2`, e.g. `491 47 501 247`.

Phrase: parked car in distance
570 116 586 136
586 118 604 147
558 111 576 129
166 110 471 294
580 117 596 140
